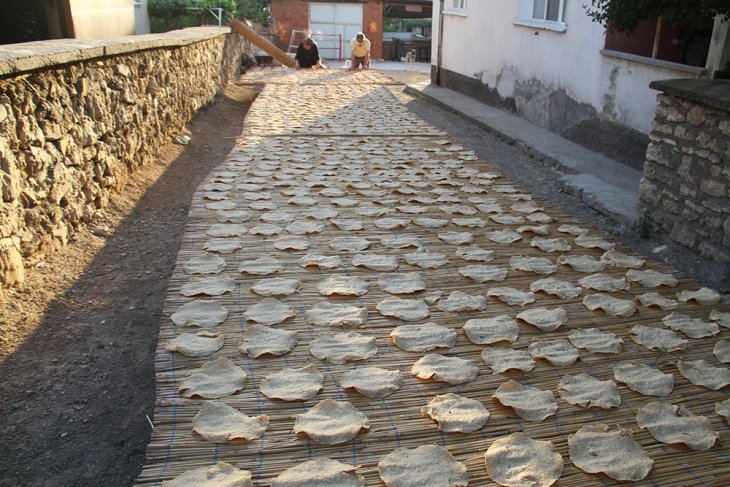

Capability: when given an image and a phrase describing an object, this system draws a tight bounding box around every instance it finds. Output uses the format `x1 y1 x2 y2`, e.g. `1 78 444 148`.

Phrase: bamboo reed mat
136 68 730 486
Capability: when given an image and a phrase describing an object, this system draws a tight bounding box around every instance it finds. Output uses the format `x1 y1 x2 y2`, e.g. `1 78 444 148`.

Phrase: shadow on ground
0 85 255 487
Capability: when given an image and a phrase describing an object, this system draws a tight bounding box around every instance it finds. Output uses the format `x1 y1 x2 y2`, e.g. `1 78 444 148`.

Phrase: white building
431 0 730 135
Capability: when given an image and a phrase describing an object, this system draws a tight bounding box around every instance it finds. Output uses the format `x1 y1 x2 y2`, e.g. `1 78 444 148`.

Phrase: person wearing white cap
349 32 370 70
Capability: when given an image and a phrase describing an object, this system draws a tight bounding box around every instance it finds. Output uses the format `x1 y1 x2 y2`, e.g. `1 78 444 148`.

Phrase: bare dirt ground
0 71 718 487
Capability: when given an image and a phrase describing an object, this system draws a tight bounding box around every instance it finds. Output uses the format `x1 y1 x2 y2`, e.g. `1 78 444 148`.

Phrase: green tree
237 0 270 25
584 0 730 34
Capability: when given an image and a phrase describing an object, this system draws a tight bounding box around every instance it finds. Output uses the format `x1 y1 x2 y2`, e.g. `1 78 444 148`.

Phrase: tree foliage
584 0 730 34
149 0 270 32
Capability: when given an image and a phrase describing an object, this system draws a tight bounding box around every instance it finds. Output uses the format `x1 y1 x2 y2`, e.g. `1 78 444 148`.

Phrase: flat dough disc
487 229 522 244
482 347 535 374
404 252 449 269
437 290 486 312
636 402 718 450
487 287 536 306
341 367 403 397
238 324 297 358
578 274 630 292
183 254 226 275
463 316 519 345
557 224 589 236
528 340 579 366
459 265 508 283
710 310 730 328
374 217 410 230
192 401 268 443
178 357 247 399
216 210 251 223
438 231 474 245
331 219 365 231
626 269 677 288
165 332 224 357
613 363 674 396
516 307 567 332
510 256 557 274
637 292 678 310
558 373 621 409
239 256 285 276
181 277 235 297
413 217 449 228
378 272 427 294
310 332 378 364
377 297 431 321
293 399 370 444
568 424 653 481
306 301 368 327
677 359 730 390
206 223 248 238
485 432 563 487
601 250 645 269
330 236 370 251
630 325 687 352
574 235 614 251
318 275 369 296
298 253 342 270
243 298 295 326
662 312 719 338
568 328 623 354
412 354 480 385
390 322 457 352
171 300 228 328
422 393 490 433
249 223 283 236
493 380 557 421
583 293 636 317
353 254 399 271
715 399 730 424
271 457 365 487
381 235 423 249
557 255 606 273
529 277 582 298
203 238 244 254
531 236 571 252
714 339 730 363
378 445 468 487
273 236 311 251
161 463 252 487
260 365 324 401
251 277 301 297
456 245 495 262
286 221 326 235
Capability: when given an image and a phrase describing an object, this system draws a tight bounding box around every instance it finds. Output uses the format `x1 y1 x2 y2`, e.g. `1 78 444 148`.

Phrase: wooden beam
230 19 295 68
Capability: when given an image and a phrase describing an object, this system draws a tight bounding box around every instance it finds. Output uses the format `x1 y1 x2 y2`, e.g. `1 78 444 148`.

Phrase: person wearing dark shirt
295 37 321 69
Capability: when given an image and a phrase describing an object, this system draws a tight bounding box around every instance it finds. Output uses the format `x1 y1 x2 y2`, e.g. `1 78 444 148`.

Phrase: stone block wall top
0 27 230 77
650 79 730 113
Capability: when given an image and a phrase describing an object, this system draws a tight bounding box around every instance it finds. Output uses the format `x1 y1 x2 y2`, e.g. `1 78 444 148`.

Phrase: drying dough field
136 68 730 486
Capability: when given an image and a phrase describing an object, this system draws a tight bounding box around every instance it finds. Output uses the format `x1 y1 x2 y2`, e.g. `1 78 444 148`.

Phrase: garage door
309 2 363 60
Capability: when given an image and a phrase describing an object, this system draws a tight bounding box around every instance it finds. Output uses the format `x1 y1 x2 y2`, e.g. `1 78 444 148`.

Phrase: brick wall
639 79 730 283
271 0 383 59
363 1 383 59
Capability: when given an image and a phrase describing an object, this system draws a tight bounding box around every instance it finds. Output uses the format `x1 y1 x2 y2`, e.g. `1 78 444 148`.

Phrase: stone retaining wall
0 27 254 289
639 79 730 277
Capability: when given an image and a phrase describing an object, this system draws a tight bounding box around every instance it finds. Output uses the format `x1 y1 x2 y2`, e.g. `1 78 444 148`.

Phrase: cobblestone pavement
137 68 730 487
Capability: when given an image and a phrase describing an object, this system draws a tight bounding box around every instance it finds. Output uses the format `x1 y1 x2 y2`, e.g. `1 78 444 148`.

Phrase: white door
309 2 363 60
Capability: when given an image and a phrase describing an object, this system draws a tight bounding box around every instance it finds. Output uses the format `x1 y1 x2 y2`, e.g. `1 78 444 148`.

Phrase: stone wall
639 79 730 277
0 27 254 289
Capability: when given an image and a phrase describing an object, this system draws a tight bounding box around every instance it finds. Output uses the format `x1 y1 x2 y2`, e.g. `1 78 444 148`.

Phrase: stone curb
0 27 230 77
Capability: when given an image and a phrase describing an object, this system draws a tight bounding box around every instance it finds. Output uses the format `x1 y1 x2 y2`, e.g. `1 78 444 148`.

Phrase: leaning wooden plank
230 19 295 68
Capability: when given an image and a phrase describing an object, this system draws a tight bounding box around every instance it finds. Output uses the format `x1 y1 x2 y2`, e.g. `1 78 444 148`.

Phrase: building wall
271 0 383 59
431 0 702 134
69 0 136 39
0 28 254 289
